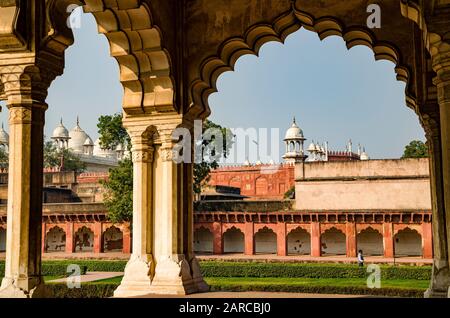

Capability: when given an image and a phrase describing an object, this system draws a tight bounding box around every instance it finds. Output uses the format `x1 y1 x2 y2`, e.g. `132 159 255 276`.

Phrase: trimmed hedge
199 262 432 281
0 260 432 281
0 263 87 278
46 283 118 298
42 260 127 273
43 281 424 298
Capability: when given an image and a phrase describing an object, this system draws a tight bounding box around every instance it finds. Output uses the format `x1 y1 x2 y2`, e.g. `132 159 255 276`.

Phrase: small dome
52 119 69 139
308 142 316 152
68 118 90 153
360 149 369 161
315 144 321 152
0 124 9 145
84 137 94 146
284 117 304 140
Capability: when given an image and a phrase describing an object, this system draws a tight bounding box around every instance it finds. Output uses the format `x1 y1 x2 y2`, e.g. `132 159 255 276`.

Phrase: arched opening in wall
0 227 6 252
287 227 311 255
103 226 123 252
255 177 268 196
356 228 383 256
394 228 422 257
321 228 346 256
45 226 66 253
254 227 277 254
206 26 427 246
74 226 94 253
44 6 125 175
223 227 245 253
194 227 214 254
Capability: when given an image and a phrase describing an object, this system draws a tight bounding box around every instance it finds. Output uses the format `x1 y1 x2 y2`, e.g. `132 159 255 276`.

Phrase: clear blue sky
0 10 425 161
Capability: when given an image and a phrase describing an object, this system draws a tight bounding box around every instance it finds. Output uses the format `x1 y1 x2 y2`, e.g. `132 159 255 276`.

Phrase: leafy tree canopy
401 140 428 159
101 157 133 223
97 113 131 151
43 141 86 173
100 114 233 223
0 146 8 169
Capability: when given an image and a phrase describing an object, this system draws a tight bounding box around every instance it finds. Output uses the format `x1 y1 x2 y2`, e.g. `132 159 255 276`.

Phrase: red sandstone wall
208 164 295 199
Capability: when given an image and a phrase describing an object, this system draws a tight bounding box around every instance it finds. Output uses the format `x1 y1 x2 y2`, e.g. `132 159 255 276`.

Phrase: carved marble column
0 65 50 298
430 45 450 297
114 128 155 297
150 131 198 294
421 106 450 297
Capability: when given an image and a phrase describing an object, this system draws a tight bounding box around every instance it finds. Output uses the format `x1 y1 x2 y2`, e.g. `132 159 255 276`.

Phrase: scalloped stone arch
190 9 412 118
45 0 174 115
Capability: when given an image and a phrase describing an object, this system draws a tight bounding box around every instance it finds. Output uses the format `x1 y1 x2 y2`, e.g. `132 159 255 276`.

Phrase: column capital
0 64 58 107
132 146 154 164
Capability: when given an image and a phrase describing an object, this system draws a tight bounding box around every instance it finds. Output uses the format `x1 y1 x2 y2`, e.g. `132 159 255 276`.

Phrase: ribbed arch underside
190 9 412 119
46 0 174 115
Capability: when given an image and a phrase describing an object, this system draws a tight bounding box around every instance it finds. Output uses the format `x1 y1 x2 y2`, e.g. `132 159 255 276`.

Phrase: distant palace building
50 118 127 172
0 117 432 260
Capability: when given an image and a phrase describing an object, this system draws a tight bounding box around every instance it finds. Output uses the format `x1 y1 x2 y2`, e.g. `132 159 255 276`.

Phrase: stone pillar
383 223 394 258
0 65 50 298
310 222 321 257
65 222 74 254
122 223 131 254
93 223 102 254
422 222 433 259
149 125 205 295
276 222 287 256
346 222 357 258
422 105 450 297
212 222 223 255
428 45 450 297
244 222 254 255
114 126 154 297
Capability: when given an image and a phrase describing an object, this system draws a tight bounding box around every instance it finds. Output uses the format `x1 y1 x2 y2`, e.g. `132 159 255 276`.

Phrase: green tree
194 120 234 194
99 114 233 223
402 140 428 159
0 147 8 169
43 141 86 173
97 113 130 151
100 157 133 223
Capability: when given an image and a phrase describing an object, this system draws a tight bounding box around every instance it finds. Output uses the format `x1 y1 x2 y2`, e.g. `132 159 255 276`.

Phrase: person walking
357 249 364 267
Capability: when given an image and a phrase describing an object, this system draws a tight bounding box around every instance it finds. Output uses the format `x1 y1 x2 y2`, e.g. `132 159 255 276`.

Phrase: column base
424 260 450 298
0 278 49 298
188 254 209 293
113 254 154 298
148 254 203 295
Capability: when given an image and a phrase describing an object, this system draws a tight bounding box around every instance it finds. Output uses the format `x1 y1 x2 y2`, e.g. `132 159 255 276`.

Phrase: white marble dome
68 120 90 153
0 124 9 145
52 120 69 139
284 118 304 140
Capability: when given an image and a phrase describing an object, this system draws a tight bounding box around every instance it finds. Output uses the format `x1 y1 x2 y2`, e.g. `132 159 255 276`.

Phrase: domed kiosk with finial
282 117 307 164
51 118 70 149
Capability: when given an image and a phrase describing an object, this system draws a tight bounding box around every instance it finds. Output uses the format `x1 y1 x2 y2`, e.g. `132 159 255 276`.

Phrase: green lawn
204 277 429 290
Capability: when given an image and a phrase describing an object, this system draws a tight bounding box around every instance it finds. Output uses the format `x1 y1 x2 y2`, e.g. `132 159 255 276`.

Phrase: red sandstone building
0 120 434 260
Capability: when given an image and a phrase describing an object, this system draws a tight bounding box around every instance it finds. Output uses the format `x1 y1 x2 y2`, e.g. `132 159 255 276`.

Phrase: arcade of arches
0 0 450 298
193 219 429 258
